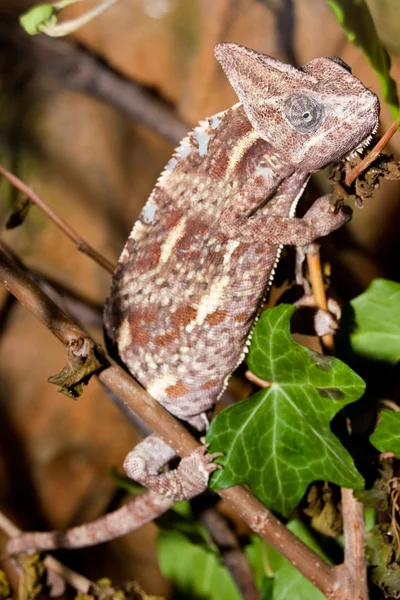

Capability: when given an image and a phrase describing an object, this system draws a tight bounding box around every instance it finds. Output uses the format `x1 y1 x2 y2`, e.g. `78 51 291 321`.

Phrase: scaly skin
103 44 379 501
8 44 379 553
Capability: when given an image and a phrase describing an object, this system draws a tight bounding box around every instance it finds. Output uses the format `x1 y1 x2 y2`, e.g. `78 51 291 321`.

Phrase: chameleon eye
284 93 325 134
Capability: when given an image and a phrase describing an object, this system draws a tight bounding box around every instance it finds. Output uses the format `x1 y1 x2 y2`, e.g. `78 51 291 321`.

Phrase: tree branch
0 243 349 599
340 488 369 600
200 508 259 600
0 243 104 330
0 163 115 274
307 243 334 352
25 33 188 146
345 119 400 187
307 244 368 600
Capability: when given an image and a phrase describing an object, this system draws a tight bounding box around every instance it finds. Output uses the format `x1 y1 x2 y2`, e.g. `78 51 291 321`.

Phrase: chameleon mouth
344 121 379 161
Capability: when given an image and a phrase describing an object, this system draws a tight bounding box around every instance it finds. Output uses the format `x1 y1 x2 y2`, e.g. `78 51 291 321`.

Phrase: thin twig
307 245 368 600
200 508 259 600
0 244 351 599
381 399 400 412
306 245 334 352
345 119 400 187
0 22 186 144
28 33 188 146
0 242 103 329
0 512 20 538
244 370 272 388
0 163 115 274
42 0 118 37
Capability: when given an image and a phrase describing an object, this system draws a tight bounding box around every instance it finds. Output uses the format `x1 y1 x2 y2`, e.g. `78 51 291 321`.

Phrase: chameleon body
104 43 379 501
6 44 381 555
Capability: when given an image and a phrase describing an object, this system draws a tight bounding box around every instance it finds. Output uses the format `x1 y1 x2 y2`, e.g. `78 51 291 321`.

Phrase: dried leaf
5 197 31 229
330 153 400 209
121 579 165 599
304 485 322 517
74 578 164 600
367 525 400 598
0 570 11 600
48 337 104 398
18 552 46 600
304 484 342 538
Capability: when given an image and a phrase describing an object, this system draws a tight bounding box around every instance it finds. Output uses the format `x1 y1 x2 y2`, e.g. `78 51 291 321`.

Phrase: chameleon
103 43 379 502
7 43 380 552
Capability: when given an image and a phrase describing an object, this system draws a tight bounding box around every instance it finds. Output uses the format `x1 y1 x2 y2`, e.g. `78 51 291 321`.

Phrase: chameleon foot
124 434 221 502
165 446 222 501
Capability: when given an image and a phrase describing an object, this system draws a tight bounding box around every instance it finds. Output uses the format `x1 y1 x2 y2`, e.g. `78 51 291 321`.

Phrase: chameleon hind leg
123 433 221 501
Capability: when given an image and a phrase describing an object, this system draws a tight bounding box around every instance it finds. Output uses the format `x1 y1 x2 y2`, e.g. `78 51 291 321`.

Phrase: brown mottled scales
7 44 380 555
103 44 379 502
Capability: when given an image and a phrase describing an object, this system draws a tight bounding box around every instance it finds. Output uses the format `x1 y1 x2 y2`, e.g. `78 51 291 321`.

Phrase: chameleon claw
190 445 223 473
166 446 223 500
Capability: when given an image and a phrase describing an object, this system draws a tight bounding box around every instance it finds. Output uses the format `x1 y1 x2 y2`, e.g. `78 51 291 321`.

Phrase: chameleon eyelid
284 93 325 134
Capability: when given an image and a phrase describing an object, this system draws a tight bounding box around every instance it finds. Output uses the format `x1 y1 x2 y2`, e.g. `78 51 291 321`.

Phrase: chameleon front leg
291 245 343 336
124 433 221 501
221 194 350 337
221 194 351 246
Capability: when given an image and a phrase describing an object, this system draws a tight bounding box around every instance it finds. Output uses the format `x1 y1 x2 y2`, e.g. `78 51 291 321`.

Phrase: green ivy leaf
157 530 241 600
156 504 213 548
326 0 399 118
370 410 400 456
19 4 55 35
348 279 400 364
207 305 365 516
246 520 329 599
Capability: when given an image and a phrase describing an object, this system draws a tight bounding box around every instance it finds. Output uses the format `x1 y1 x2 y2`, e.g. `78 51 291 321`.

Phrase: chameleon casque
102 43 380 502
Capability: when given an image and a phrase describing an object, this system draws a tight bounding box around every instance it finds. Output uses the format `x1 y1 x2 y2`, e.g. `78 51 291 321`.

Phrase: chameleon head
214 43 380 171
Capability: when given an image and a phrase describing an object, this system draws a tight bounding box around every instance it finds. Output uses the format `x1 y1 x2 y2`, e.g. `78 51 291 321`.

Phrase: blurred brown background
0 0 399 596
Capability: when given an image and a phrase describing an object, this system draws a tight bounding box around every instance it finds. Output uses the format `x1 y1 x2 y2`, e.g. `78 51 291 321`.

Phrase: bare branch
0 163 115 274
306 243 335 352
244 370 271 388
340 488 369 600
29 34 188 146
345 119 400 187
200 508 259 600
306 244 368 600
0 243 347 598
41 0 118 37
